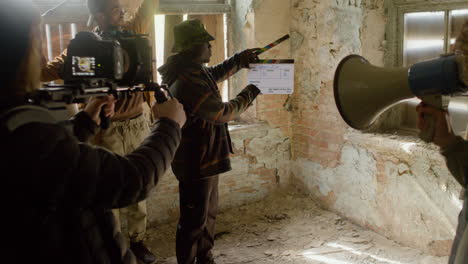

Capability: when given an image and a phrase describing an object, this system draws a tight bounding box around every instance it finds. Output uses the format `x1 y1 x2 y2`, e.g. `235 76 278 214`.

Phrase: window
154 14 230 101
400 8 468 136
385 1 468 136
34 0 232 100
42 23 86 62
159 0 231 14
34 0 88 83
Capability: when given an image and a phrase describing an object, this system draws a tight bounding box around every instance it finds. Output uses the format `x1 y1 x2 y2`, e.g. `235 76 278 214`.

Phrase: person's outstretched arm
207 48 260 83
41 49 66 82
8 98 184 209
170 74 260 124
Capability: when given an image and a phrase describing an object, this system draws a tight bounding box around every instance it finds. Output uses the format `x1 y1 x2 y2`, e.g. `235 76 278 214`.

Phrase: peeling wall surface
143 0 463 257
146 124 291 224
287 0 462 256
143 0 291 230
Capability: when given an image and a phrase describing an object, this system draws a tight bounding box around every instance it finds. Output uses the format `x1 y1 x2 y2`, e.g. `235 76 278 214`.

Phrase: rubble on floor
144 190 449 264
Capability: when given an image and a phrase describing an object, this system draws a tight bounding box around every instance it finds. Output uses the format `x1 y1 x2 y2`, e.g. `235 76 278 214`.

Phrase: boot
196 254 216 264
130 241 156 264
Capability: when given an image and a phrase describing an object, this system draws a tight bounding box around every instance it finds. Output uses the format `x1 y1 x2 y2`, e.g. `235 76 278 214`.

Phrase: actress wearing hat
158 19 261 264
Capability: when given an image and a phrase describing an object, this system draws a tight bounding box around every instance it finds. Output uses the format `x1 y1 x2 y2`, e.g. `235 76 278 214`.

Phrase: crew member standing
41 0 159 263
158 19 261 264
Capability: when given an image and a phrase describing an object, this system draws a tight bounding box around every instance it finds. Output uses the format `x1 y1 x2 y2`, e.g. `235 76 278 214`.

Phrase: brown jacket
158 53 260 181
41 0 156 121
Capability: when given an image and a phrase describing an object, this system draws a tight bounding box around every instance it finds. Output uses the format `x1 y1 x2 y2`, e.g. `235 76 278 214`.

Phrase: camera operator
158 19 261 264
1 1 186 263
416 21 468 264
41 0 160 262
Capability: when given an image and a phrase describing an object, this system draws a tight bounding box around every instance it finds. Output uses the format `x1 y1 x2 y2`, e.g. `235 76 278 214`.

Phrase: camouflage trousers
93 112 151 242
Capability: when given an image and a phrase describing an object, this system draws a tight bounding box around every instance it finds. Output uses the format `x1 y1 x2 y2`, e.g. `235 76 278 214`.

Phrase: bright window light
45 24 53 61
183 14 188 21
451 193 463 210
400 142 416 154
451 9 468 16
154 15 166 84
404 39 444 51
405 11 444 19
449 101 468 111
302 254 352 264
326 242 407 264
71 23 77 39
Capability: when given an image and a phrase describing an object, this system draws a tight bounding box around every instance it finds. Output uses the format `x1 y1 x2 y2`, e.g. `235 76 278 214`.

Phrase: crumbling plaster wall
289 0 463 256
140 0 461 256
146 123 291 225
94 0 291 230
228 0 292 135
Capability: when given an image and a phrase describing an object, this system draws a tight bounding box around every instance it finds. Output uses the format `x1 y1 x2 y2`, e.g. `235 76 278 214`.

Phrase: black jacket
0 106 181 264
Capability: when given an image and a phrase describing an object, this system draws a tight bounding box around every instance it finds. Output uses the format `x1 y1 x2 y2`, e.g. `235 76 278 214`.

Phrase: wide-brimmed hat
172 19 215 53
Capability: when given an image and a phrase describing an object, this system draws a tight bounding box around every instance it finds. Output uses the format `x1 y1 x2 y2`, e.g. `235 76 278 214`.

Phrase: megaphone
334 54 467 135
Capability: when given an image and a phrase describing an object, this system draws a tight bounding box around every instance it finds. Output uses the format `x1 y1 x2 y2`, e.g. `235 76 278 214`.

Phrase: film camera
63 30 152 87
34 30 167 127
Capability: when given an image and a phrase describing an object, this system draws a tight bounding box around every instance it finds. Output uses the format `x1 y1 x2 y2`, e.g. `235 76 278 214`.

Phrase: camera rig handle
99 82 171 129
146 82 171 104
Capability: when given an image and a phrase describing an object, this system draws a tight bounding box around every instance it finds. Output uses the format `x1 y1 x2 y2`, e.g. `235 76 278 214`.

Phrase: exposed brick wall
229 0 292 137
257 94 291 136
38 0 464 256
146 123 291 224
286 0 461 255
291 81 346 167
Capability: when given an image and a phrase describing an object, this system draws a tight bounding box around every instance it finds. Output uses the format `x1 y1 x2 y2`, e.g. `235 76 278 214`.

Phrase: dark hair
87 0 107 14
0 0 40 98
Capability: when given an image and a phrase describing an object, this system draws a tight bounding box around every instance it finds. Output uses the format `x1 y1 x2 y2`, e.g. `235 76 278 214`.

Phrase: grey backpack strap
0 105 56 133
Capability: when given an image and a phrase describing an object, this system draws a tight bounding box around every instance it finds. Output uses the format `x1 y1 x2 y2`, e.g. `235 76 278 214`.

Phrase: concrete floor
143 190 449 264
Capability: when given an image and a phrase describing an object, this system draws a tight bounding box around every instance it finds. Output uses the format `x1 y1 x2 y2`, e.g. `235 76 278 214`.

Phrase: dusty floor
143 190 449 264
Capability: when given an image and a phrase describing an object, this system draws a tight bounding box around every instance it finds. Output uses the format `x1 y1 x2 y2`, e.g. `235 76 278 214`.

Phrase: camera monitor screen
72 56 96 76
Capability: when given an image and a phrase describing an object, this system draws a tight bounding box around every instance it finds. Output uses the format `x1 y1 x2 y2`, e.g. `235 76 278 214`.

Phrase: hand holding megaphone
334 54 467 143
418 20 468 142
334 20 468 143
416 103 459 148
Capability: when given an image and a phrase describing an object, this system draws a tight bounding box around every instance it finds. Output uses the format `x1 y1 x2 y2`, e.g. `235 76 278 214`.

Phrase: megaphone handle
418 95 449 143
418 114 435 143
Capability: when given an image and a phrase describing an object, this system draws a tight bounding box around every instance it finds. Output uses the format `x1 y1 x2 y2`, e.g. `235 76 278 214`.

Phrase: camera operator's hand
454 20 468 85
240 48 261 68
152 98 186 128
416 103 458 148
84 96 116 126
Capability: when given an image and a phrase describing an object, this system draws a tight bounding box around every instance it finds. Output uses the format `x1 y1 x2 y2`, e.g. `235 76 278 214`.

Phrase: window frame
379 0 468 133
158 0 231 14
154 12 231 101
385 0 468 68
